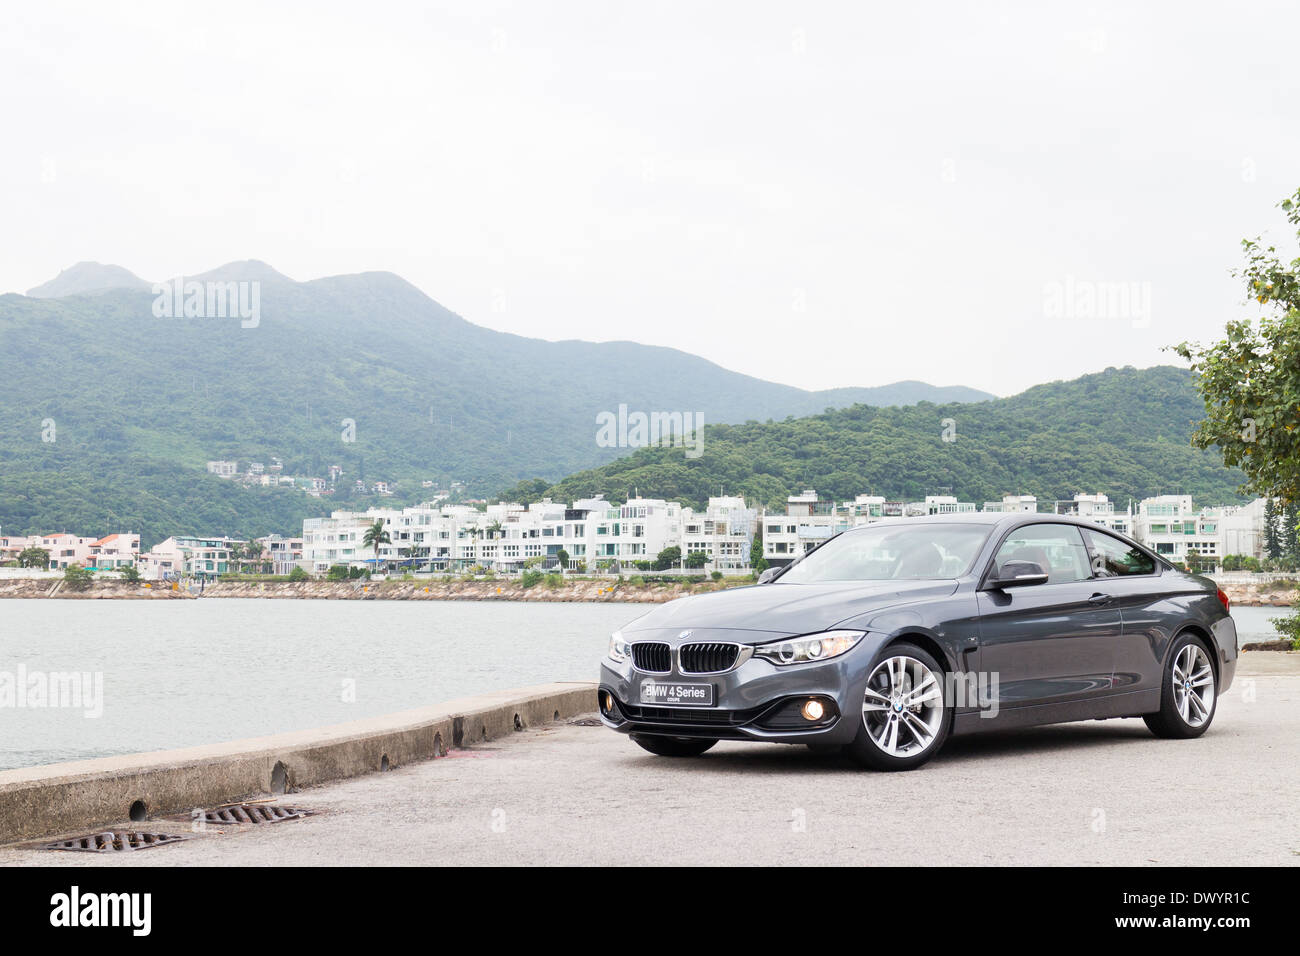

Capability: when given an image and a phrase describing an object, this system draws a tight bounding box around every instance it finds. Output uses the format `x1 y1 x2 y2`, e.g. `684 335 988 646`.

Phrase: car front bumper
597 641 880 746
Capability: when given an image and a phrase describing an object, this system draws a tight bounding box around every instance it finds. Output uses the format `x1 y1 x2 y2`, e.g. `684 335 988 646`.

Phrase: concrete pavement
4 654 1298 866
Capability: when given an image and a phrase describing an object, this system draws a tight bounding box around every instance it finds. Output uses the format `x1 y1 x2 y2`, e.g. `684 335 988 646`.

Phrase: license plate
640 681 714 706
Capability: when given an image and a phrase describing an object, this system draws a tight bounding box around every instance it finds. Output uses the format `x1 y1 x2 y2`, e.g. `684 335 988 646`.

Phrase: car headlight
754 630 865 665
608 631 631 663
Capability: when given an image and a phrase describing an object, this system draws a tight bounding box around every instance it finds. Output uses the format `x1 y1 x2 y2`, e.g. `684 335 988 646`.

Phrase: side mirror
990 560 1049 588
757 567 781 585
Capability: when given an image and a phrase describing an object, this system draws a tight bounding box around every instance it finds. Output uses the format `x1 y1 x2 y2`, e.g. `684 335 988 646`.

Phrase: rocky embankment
1218 582 1299 607
0 577 731 602
0 578 191 599
4 576 1295 606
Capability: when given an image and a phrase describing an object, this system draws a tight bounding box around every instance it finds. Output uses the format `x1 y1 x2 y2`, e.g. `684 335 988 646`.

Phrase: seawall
0 576 735 602
0 682 597 843
1 575 1295 605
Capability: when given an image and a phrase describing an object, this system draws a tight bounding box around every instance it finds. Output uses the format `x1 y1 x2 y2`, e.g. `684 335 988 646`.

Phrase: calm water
0 600 1289 771
0 599 640 771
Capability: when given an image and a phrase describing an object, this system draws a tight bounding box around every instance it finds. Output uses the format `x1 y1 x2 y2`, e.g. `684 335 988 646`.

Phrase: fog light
602 692 614 713
801 699 825 721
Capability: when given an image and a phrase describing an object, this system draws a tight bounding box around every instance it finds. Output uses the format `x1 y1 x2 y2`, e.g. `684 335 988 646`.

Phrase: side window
993 524 1091 585
1085 529 1155 577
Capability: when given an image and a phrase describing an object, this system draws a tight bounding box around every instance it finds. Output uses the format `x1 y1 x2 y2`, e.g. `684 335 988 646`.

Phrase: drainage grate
571 717 604 726
41 831 189 853
199 804 315 826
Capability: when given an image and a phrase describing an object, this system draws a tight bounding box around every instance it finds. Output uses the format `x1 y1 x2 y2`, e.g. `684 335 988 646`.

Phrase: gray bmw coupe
598 513 1237 770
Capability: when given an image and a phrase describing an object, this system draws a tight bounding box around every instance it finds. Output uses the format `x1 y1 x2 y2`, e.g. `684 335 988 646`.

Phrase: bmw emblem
679 630 692 640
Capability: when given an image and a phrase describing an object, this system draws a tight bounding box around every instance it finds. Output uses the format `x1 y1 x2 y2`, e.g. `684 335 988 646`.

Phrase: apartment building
682 496 757 570
1216 498 1269 559
763 490 848 566
139 536 244 580
295 488 1273 577
85 534 141 570
0 531 140 570
1132 496 1223 564
39 533 98 569
303 494 684 573
1130 495 1271 564
983 494 1038 513
257 534 304 575
845 495 889 525
914 495 978 516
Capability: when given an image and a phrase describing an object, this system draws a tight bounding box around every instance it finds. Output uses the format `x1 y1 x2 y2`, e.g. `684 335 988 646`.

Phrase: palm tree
241 540 265 574
362 520 391 570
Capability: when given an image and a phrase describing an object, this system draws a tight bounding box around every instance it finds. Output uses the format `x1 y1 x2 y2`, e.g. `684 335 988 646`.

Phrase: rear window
1085 528 1156 577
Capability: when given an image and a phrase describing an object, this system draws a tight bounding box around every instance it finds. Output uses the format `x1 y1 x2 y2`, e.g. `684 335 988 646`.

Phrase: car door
976 522 1123 708
1079 527 1167 696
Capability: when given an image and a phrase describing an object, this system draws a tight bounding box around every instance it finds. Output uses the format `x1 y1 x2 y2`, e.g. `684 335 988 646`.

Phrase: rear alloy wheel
1144 634 1217 739
846 642 951 771
630 735 717 757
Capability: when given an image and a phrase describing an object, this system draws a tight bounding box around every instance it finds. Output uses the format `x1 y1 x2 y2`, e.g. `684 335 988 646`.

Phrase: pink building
33 533 97 570
86 533 141 570
0 532 140 570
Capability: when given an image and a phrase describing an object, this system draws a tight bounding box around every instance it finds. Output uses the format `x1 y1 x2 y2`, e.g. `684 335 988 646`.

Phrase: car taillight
1216 587 1230 612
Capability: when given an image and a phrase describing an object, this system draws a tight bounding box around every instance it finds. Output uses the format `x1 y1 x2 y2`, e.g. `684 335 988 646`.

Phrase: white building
1132 496 1224 564
1129 495 1270 565
1053 493 1134 536
983 494 1038 513
206 460 238 478
257 534 303 575
912 495 977 516
139 536 244 580
1217 499 1269 559
845 495 890 525
682 496 758 570
301 494 684 575
85 534 141 571
762 490 846 566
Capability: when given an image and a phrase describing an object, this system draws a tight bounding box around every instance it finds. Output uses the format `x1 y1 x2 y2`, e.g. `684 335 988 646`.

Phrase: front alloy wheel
1144 634 1217 739
846 642 951 770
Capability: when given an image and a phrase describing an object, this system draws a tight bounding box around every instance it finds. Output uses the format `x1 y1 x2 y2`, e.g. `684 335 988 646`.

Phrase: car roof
847 512 1113 526
845 512 1007 525
839 512 1165 562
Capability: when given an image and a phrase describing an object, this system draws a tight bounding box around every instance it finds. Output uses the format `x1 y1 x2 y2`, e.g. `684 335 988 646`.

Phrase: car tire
845 642 952 771
1144 632 1217 739
630 735 717 757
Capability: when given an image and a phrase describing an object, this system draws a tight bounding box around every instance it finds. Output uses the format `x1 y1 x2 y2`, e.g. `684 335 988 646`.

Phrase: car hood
620 579 959 644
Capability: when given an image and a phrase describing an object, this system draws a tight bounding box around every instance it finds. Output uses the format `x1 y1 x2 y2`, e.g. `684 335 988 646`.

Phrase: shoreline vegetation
1 574 1296 607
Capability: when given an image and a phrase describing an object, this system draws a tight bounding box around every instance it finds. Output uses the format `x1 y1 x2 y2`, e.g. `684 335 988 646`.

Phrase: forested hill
501 366 1245 510
0 260 990 545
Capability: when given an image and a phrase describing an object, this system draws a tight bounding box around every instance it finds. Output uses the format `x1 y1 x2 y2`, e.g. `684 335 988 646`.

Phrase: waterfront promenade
2 654 1296 867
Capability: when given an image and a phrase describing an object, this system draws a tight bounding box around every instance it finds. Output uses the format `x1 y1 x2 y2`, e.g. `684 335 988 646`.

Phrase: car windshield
777 522 991 583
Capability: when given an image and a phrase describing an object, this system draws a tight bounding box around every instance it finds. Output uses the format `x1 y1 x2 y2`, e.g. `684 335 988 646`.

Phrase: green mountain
503 366 1246 511
0 262 991 545
25 262 152 298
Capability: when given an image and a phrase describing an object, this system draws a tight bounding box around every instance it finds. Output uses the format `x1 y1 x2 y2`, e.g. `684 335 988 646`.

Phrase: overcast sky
3 0 1297 396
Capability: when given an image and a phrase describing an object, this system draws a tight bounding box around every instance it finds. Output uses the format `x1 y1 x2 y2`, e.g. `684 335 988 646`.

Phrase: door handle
1087 592 1112 605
